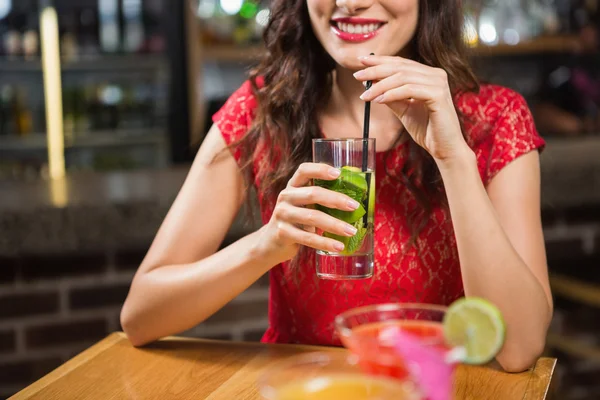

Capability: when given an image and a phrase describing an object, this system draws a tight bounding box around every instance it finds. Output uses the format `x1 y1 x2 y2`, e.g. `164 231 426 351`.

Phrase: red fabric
212 80 545 346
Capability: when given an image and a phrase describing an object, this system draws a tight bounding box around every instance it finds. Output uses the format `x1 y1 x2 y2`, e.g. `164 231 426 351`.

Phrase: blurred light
479 23 497 44
503 29 520 45
50 176 68 208
549 66 570 88
40 7 65 180
240 1 258 19
0 0 11 20
101 86 123 105
256 8 269 27
197 0 217 18
220 0 243 15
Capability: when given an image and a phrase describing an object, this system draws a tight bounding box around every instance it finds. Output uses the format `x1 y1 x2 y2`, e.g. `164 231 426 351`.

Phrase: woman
121 0 552 372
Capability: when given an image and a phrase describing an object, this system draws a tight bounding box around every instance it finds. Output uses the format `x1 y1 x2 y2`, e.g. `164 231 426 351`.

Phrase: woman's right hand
255 162 362 264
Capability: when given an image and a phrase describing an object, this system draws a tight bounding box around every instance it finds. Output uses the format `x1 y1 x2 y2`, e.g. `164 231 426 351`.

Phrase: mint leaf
314 178 339 190
337 186 364 204
323 223 367 255
345 225 367 254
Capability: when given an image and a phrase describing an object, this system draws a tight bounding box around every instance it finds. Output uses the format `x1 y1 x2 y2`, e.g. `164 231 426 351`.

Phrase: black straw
361 80 372 172
362 53 374 226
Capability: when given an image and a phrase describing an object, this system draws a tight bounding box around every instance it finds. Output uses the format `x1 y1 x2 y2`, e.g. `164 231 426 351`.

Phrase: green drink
312 139 375 279
315 166 374 255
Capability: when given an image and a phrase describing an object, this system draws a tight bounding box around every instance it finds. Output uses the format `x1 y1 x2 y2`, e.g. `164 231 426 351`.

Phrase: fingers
353 56 450 105
275 202 358 238
359 72 434 102
274 222 346 253
288 162 341 188
279 185 360 211
353 61 428 83
358 54 433 71
371 84 448 105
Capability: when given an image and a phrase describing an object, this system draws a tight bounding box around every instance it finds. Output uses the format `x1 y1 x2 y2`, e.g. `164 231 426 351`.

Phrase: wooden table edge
526 357 558 400
9 332 558 400
9 332 126 399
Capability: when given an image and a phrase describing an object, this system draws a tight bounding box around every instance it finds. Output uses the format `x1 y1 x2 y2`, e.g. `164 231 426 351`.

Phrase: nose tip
336 0 372 14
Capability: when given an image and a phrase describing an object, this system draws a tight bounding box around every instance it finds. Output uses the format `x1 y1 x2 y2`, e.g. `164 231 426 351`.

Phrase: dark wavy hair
229 0 479 243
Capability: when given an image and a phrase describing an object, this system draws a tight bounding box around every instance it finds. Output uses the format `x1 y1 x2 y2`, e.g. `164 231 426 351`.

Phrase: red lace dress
213 80 545 346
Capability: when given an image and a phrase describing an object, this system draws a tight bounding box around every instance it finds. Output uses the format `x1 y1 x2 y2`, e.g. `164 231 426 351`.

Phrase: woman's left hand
354 55 472 162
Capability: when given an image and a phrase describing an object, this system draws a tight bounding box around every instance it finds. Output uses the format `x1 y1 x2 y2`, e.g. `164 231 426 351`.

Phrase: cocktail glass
257 351 419 400
335 303 458 400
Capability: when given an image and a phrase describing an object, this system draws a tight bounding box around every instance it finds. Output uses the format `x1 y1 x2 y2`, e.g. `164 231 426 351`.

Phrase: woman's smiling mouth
330 17 386 43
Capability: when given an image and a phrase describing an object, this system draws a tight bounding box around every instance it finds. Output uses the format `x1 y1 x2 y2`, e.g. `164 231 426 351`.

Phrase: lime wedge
340 166 368 195
442 297 506 365
317 204 366 225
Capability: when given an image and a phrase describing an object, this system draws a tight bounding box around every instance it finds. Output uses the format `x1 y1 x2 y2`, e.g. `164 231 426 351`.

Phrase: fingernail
353 70 365 79
358 56 369 60
347 199 360 209
329 168 341 178
374 94 385 103
344 225 358 236
360 90 371 100
334 242 345 251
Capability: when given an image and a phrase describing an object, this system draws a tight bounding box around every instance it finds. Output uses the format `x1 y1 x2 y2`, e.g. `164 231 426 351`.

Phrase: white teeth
336 22 381 34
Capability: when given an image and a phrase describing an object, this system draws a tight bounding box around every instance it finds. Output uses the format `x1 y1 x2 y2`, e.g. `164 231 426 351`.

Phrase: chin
332 54 367 71
327 45 392 71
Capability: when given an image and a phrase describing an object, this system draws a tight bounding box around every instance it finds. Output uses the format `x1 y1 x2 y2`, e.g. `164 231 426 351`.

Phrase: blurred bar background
0 0 599 398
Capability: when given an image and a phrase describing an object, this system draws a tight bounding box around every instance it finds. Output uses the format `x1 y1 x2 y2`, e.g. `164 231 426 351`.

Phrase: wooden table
10 332 557 399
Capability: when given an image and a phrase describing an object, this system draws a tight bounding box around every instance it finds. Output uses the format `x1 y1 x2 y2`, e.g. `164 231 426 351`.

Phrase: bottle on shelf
122 0 144 53
63 86 76 143
98 0 121 53
12 86 32 136
74 84 90 134
60 11 79 62
142 0 165 53
22 14 39 60
0 85 14 136
78 7 100 57
2 17 22 60
0 0 13 58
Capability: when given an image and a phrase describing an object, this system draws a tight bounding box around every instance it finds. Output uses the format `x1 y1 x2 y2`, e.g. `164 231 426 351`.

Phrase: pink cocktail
335 303 457 400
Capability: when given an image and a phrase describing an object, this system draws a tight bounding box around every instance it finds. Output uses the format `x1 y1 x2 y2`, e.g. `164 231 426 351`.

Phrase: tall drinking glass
312 138 375 280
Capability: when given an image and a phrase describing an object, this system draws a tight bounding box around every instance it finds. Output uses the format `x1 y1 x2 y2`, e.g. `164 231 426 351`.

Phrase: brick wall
1 204 599 399
0 246 269 399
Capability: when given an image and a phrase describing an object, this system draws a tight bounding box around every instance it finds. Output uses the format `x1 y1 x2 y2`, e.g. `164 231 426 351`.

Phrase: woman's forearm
436 150 551 372
121 227 277 346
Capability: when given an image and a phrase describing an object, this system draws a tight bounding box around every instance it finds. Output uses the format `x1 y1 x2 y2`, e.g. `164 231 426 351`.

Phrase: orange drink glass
258 352 420 400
